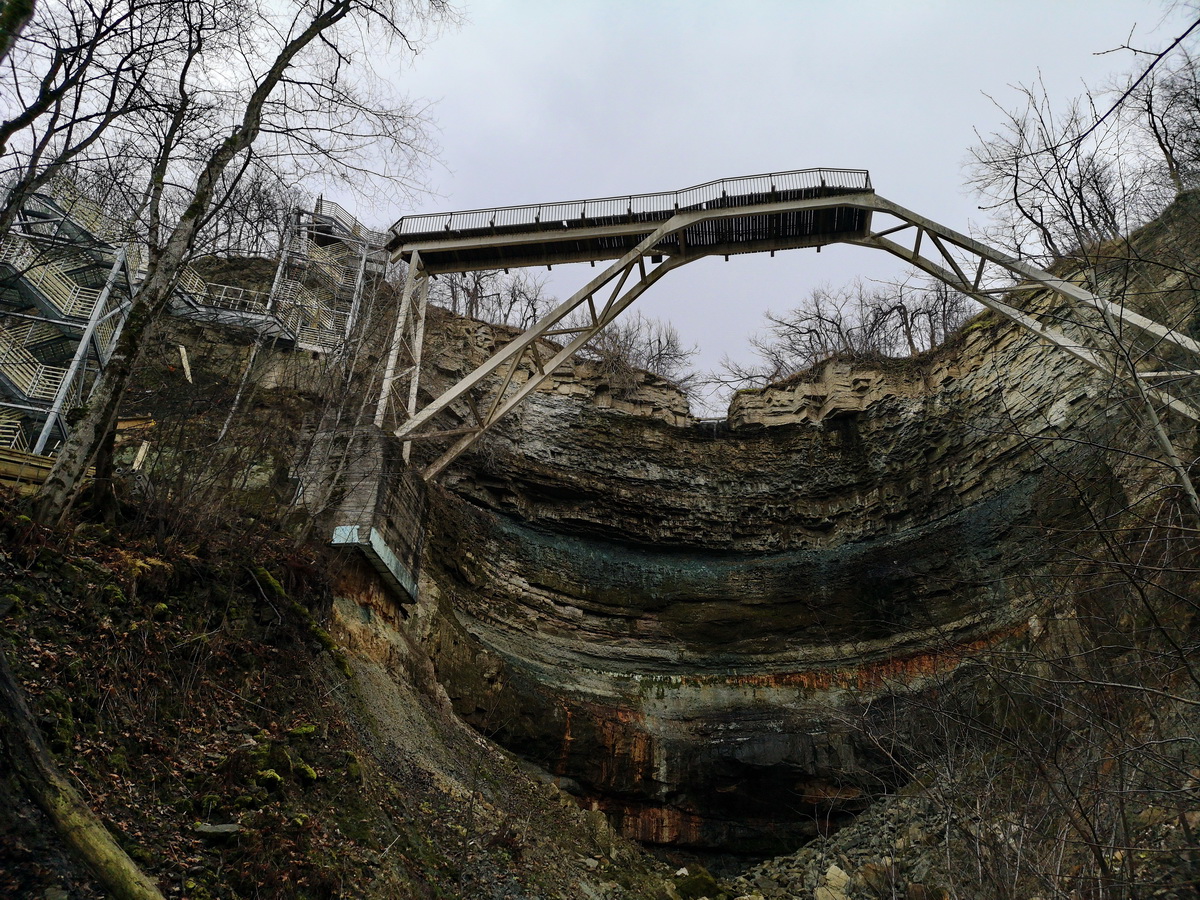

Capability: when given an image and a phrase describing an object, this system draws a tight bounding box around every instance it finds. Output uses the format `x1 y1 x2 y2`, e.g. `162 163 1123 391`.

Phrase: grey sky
371 1 1189 411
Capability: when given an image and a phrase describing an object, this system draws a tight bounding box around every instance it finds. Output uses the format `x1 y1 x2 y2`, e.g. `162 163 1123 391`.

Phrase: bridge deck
389 168 873 273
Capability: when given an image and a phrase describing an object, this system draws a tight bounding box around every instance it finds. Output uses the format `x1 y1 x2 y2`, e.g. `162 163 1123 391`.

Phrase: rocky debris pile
727 781 1200 900
730 793 952 900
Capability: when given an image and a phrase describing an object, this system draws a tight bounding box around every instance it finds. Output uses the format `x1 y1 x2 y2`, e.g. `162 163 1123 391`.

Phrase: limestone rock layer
398 205 1198 850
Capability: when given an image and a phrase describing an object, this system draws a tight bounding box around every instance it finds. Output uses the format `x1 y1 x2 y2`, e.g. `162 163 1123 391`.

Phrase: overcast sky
367 0 1191 412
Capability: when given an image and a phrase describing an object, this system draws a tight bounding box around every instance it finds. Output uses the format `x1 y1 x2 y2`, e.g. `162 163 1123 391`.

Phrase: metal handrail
391 168 872 239
302 237 356 286
176 265 210 298
314 198 389 247
0 236 104 317
0 412 28 451
203 281 271 313
0 323 70 400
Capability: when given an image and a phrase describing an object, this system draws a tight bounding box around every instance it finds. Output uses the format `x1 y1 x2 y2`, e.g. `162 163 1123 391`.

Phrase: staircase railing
201 281 272 314
175 265 209 299
0 236 104 318
314 198 388 247
301 237 356 286
0 323 70 401
0 410 28 451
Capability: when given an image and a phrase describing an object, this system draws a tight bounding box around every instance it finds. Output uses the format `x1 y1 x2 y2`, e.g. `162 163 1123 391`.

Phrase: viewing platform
388 168 874 273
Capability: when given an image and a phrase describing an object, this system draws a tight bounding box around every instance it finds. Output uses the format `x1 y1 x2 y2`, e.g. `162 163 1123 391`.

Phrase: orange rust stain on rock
851 627 1026 690
597 800 708 846
554 701 657 789
595 705 654 787
555 703 573 776
678 625 1026 693
331 551 405 625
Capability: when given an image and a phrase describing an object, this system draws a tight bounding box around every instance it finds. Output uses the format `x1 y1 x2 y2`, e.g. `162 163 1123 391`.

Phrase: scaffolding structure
282 199 390 353
173 198 390 354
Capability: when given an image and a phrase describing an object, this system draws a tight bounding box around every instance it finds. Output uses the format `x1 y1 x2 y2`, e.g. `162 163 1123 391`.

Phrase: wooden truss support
856 196 1200 362
848 197 1200 517
391 194 885 478
846 229 1200 422
404 262 687 478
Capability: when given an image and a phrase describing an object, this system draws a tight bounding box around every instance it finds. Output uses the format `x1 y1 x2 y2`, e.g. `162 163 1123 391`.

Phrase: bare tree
1134 57 1196 193
966 67 1193 267
586 311 698 396
0 0 184 243
430 269 553 328
32 0 453 525
188 166 306 259
711 277 972 396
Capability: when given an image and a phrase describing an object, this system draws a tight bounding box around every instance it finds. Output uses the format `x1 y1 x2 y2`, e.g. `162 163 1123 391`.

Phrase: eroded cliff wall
354 194 1200 854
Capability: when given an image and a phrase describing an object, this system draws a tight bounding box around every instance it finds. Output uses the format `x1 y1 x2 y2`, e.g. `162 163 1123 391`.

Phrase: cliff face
391 298 1129 854
372 195 1200 854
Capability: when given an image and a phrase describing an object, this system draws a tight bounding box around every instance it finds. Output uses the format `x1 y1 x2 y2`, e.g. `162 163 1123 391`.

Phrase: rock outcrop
396 314 1116 852
347 194 1200 854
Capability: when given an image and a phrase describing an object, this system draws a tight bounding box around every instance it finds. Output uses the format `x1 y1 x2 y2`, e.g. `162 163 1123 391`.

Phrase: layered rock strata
357 196 1200 853
394 305 1139 853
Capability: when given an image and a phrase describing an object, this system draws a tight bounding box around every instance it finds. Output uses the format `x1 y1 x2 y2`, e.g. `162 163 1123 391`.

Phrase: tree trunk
0 0 33 65
32 263 175 526
0 646 166 900
896 304 920 357
30 0 357 526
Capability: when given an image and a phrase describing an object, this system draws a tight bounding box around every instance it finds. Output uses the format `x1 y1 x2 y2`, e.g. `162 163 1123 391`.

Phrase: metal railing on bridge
392 168 872 240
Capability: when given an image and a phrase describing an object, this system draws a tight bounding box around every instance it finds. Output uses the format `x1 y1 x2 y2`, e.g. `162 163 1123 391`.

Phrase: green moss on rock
675 866 722 900
254 768 284 790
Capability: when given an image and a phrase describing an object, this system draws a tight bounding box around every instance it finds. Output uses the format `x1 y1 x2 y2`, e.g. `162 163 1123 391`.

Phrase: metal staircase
0 234 106 319
0 406 28 451
0 186 134 453
171 198 387 354
169 261 295 340
0 185 388 457
0 322 71 402
274 199 388 353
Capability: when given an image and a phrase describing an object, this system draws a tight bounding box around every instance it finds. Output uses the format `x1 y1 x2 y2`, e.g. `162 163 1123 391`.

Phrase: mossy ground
0 497 671 899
